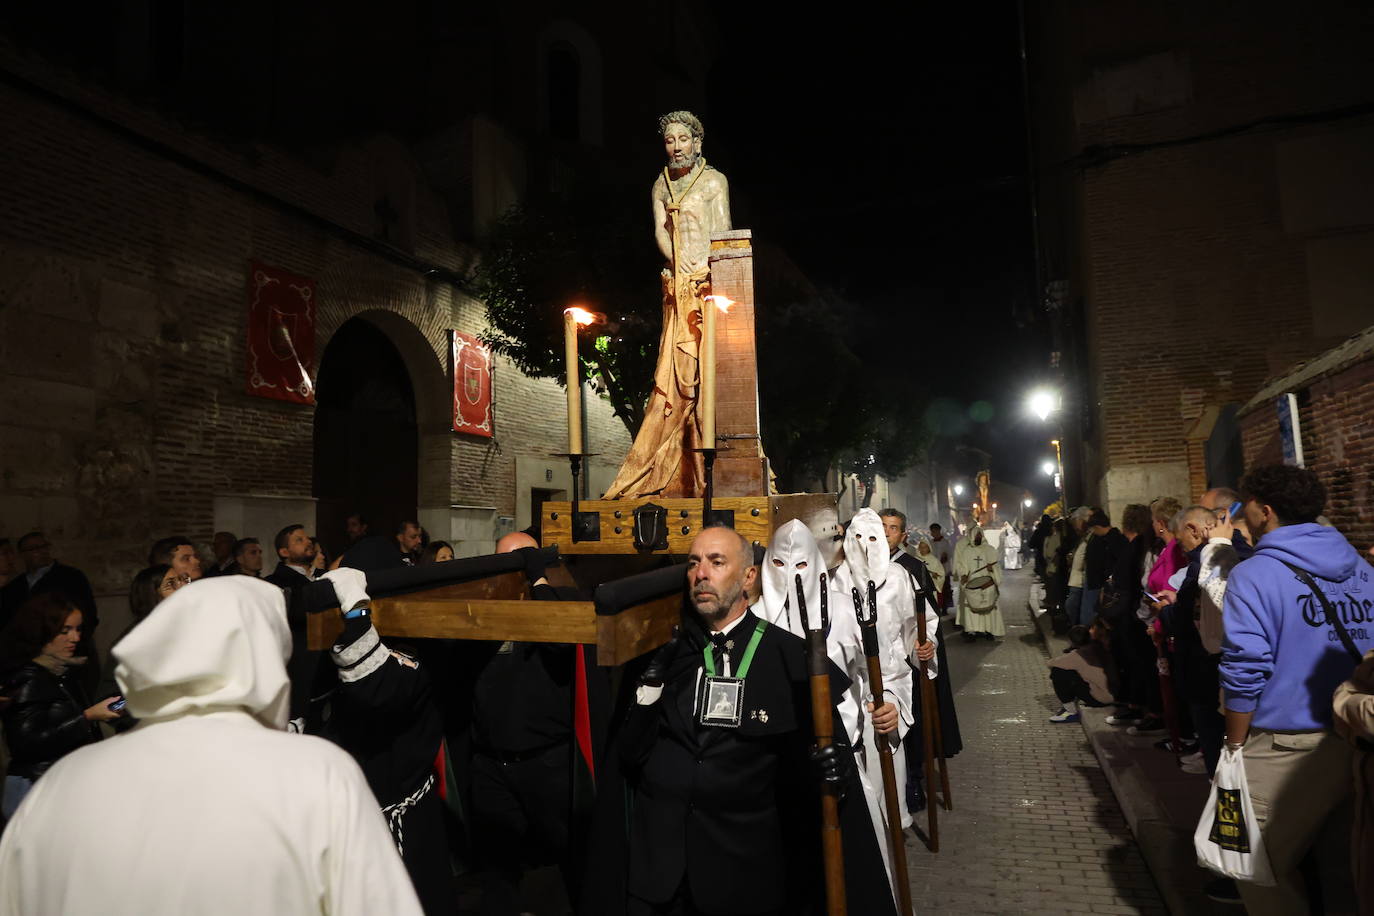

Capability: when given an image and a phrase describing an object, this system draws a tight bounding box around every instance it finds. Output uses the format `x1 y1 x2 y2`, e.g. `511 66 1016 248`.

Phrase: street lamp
1028 388 1058 421
953 484 964 496
1041 460 1055 476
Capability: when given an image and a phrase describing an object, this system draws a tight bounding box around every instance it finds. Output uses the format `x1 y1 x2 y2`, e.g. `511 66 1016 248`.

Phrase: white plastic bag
1193 745 1275 885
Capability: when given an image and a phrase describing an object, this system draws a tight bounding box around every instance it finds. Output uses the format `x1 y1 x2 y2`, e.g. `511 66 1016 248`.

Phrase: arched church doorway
313 317 419 559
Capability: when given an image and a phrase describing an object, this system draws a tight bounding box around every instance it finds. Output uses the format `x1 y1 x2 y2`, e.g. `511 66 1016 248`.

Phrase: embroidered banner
246 261 316 404
450 330 493 437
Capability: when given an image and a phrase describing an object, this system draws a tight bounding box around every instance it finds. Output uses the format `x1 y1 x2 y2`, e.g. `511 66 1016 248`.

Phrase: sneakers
1179 751 1207 775
1105 714 1141 727
1049 707 1081 723
1204 877 1242 904
1127 716 1166 735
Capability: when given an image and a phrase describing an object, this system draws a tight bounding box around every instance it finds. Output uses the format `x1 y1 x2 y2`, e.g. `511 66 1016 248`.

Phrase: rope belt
380 773 434 858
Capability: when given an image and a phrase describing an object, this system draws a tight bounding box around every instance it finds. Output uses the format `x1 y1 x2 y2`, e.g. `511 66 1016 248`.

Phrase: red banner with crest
246 261 316 404
450 330 493 436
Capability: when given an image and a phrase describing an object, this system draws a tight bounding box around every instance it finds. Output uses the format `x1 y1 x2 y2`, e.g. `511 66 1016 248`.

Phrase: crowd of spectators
0 513 456 830
1030 464 1374 911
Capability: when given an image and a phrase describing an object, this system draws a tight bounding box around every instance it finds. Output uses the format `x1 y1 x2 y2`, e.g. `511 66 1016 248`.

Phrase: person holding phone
0 594 122 817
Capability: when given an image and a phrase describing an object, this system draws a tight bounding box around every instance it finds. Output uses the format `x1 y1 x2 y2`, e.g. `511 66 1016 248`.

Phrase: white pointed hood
760 519 829 635
113 576 293 730
845 508 891 590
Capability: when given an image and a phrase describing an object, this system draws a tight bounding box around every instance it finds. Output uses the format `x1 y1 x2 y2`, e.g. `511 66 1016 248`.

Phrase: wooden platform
541 492 837 555
308 492 840 665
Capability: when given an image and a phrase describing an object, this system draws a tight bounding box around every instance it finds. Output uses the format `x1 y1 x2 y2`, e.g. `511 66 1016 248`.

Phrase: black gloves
640 627 681 688
513 546 548 585
810 739 854 796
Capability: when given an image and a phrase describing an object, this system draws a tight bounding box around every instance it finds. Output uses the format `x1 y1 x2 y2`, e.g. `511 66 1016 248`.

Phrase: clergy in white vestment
955 523 1005 639
830 509 939 836
0 576 422 916
1001 522 1024 570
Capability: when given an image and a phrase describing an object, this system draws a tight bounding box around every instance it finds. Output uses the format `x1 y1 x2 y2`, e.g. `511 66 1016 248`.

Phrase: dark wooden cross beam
303 548 685 666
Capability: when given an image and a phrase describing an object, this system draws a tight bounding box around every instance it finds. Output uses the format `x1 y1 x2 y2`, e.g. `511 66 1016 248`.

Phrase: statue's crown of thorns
658 110 704 139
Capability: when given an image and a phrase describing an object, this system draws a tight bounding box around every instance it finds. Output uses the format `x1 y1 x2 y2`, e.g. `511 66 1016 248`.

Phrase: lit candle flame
564 306 597 326
703 295 735 314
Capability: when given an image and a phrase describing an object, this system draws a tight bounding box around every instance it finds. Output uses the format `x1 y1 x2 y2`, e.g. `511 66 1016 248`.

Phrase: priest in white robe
0 576 421 916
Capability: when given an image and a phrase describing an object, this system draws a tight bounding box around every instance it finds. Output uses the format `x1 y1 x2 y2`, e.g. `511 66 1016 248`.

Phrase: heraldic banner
246 260 316 405
450 330 493 437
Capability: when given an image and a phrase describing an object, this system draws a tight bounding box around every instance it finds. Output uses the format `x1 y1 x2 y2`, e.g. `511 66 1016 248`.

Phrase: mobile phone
1228 501 1243 519
109 698 127 713
1145 591 1162 603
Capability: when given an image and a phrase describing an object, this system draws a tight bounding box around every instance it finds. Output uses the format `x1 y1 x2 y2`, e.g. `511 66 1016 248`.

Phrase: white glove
321 567 370 612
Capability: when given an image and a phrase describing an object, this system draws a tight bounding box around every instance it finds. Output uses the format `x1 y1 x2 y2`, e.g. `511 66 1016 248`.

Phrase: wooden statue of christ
603 111 731 499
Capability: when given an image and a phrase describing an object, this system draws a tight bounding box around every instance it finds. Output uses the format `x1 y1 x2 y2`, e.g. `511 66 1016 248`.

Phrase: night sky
705 1 1058 504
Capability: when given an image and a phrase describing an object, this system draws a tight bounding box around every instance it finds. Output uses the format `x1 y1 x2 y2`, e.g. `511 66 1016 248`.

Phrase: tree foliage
474 187 661 436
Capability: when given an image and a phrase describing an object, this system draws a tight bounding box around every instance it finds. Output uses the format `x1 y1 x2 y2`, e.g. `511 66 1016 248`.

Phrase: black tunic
311 615 454 916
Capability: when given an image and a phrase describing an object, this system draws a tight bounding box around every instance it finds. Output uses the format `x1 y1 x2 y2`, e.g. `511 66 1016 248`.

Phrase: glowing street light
1028 388 1058 421
953 484 964 496
1023 498 1033 508
1041 460 1056 476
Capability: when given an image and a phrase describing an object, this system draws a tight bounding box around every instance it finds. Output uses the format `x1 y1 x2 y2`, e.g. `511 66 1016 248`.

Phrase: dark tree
475 188 662 437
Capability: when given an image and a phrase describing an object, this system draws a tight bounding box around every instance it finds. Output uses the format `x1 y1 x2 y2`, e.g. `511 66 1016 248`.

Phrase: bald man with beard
469 532 588 915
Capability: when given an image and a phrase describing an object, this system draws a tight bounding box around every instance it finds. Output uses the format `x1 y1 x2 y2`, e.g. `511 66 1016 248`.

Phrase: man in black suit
1 531 101 689
263 523 319 722
613 525 893 916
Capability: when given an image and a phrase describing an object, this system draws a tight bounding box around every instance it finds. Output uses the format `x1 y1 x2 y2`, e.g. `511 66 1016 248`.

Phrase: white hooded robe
0 577 422 916
829 509 939 841
955 524 1006 636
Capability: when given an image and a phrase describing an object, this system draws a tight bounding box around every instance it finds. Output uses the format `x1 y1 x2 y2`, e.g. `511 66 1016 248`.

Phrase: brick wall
1240 356 1374 551
0 58 629 594
1031 1 1374 511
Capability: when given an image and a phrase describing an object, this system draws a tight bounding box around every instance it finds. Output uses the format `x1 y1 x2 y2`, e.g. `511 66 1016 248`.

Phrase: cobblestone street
905 567 1167 915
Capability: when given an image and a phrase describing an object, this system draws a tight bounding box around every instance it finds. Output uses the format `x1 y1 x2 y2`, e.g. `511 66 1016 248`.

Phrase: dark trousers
1118 616 1160 713
471 741 576 915
1050 668 1107 708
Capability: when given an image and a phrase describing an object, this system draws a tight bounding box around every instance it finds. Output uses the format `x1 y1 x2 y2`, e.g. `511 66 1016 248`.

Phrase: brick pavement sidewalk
904 568 1166 915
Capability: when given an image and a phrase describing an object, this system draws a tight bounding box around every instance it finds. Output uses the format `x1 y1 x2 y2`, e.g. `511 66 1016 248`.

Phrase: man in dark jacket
1082 509 1127 625
263 524 320 721
610 526 895 916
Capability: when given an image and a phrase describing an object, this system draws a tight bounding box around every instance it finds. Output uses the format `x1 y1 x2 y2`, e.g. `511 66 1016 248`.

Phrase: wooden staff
914 588 944 849
914 576 953 813
854 584 914 915
796 574 846 916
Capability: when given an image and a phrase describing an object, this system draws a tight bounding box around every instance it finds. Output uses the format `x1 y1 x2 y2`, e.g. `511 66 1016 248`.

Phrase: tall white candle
563 308 585 455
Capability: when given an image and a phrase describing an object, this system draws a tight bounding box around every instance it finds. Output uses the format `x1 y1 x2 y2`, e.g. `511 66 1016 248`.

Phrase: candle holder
691 445 734 529
553 453 601 542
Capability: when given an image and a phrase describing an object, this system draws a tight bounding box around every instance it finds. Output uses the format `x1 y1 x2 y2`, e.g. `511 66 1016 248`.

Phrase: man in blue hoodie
1221 464 1374 915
